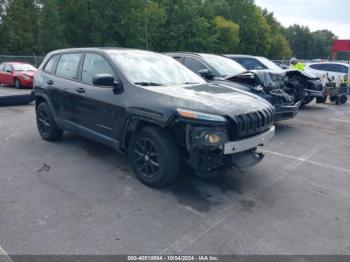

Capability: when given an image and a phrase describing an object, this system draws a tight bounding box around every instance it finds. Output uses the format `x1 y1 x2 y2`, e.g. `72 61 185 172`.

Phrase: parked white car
305 62 349 85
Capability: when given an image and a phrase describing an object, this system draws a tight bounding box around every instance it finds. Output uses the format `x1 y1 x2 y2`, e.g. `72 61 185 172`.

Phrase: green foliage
0 0 338 60
210 16 240 53
285 25 336 59
0 0 39 54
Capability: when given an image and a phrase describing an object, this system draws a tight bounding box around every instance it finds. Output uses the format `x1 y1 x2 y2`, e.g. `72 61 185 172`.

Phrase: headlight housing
177 108 226 122
23 75 31 80
191 127 228 146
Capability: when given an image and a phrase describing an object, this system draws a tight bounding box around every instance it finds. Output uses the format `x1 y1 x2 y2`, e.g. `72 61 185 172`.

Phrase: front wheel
36 102 63 141
14 78 21 89
128 126 180 188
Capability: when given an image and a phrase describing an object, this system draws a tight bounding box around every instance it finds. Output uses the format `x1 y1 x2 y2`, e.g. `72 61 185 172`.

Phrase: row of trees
0 0 337 59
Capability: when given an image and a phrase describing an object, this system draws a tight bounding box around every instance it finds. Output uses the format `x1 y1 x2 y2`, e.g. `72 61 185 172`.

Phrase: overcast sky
255 0 350 39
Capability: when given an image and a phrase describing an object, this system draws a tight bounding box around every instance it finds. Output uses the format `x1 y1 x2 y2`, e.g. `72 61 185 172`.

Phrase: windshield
108 51 206 86
201 54 246 77
12 63 36 71
257 57 284 72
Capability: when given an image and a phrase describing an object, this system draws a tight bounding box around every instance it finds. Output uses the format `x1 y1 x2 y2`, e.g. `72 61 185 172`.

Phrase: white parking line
159 149 318 254
264 150 350 174
331 118 350 124
0 245 12 262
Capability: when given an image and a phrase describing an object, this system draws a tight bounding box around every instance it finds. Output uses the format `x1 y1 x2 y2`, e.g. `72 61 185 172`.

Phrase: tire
36 102 63 141
340 95 347 104
128 126 180 188
316 95 327 104
300 97 313 107
330 96 336 102
14 78 21 89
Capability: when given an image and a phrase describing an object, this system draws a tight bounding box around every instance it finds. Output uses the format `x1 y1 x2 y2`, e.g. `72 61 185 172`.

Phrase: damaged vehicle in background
225 55 326 106
34 48 275 188
167 52 300 121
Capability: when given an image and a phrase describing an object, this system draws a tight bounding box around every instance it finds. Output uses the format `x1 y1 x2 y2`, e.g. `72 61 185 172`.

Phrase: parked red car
0 62 37 88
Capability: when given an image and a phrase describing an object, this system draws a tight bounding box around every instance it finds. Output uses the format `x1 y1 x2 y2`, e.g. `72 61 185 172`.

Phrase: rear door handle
76 87 86 94
47 80 54 85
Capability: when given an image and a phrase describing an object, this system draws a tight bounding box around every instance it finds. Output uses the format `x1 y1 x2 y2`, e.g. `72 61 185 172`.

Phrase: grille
232 108 275 139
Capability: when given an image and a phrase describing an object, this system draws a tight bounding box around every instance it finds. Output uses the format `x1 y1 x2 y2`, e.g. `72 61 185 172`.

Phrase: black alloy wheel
132 138 160 179
36 102 63 141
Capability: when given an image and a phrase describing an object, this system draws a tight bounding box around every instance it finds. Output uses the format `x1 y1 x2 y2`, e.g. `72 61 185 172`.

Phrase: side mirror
198 69 215 80
92 73 123 94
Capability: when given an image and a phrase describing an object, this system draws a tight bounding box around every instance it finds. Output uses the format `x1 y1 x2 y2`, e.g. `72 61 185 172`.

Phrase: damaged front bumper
185 124 275 176
274 101 301 121
304 89 325 98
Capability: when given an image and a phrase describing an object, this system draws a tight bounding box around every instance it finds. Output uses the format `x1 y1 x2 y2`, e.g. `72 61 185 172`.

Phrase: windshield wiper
183 82 201 85
134 82 163 86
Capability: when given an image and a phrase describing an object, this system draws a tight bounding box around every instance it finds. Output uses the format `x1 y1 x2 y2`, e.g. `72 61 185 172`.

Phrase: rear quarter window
56 53 82 80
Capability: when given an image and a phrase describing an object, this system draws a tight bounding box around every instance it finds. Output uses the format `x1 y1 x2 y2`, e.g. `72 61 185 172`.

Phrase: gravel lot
1 86 350 255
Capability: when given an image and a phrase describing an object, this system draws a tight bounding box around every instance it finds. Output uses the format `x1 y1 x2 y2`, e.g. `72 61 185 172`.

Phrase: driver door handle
76 87 86 94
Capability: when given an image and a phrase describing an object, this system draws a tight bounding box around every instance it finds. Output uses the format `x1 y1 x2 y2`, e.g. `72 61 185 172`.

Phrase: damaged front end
226 71 300 121
284 70 326 105
175 108 275 177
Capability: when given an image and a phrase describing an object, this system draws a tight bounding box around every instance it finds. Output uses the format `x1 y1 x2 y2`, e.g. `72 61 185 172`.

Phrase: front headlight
23 75 30 80
191 127 228 146
177 108 226 122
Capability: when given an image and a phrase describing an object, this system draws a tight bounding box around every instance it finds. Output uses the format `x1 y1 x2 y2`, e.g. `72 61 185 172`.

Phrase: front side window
317 64 332 71
56 53 82 80
4 64 12 72
257 57 282 71
310 64 321 70
44 55 60 74
234 58 266 71
81 53 115 85
183 57 208 74
108 51 206 86
0 63 5 71
202 54 246 77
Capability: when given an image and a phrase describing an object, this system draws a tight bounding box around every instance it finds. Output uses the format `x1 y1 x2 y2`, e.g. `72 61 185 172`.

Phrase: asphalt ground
1 85 350 255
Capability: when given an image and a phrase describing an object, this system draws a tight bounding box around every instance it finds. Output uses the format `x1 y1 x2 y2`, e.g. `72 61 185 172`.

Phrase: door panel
46 53 82 122
74 85 121 138
74 52 121 139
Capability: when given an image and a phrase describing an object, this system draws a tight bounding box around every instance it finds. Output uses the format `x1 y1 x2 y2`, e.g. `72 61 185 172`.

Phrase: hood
225 70 285 91
284 69 319 80
137 82 273 119
18 71 35 77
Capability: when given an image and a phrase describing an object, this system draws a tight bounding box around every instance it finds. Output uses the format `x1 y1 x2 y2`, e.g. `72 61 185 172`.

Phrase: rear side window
44 55 60 74
0 63 4 71
81 53 115 85
56 53 82 80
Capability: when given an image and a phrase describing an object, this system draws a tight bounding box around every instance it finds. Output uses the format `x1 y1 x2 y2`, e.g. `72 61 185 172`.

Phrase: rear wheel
14 78 21 89
36 102 63 141
340 95 347 104
128 126 180 188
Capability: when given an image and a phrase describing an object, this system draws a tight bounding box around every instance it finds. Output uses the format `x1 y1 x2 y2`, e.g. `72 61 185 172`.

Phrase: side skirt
55 118 123 153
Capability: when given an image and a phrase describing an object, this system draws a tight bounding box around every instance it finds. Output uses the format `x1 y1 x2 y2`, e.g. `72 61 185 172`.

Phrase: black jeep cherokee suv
34 48 275 187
